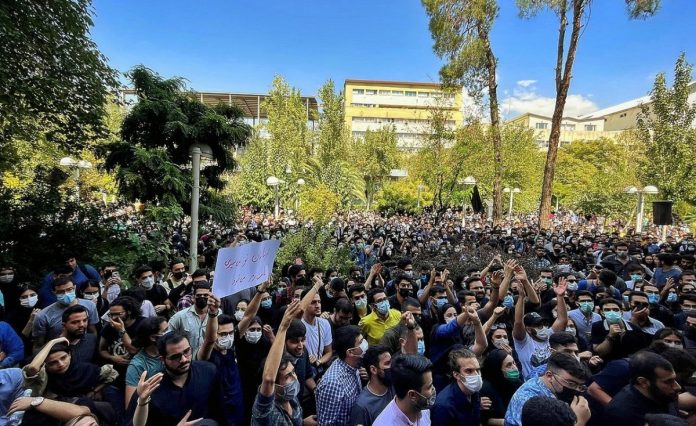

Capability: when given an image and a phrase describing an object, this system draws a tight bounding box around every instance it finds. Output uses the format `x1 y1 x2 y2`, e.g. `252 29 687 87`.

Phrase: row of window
352 88 456 99
351 117 456 126
534 122 598 131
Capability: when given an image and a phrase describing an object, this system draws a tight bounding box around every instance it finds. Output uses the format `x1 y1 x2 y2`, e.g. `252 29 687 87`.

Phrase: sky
91 0 696 119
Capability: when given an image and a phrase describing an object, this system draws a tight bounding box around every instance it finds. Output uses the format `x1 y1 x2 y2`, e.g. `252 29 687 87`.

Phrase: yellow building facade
344 79 465 151
508 112 622 149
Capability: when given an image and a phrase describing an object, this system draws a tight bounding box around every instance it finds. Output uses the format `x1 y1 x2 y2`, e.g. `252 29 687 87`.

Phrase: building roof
119 88 319 119
344 79 456 89
580 81 696 119
507 112 601 123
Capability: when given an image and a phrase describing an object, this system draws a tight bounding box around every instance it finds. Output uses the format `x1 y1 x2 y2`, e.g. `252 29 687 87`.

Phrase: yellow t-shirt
359 309 402 346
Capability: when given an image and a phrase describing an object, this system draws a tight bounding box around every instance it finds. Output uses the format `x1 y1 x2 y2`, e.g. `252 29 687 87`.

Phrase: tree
103 66 251 218
517 0 661 228
422 0 504 223
374 179 434 214
298 184 341 224
0 0 118 161
637 53 696 203
353 127 401 210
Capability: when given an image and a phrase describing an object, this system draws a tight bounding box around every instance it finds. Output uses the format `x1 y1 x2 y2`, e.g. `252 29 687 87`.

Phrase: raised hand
493 306 505 317
207 294 220 313
503 259 517 277
281 300 302 329
553 277 568 297
177 410 203 426
401 311 416 329
137 371 163 400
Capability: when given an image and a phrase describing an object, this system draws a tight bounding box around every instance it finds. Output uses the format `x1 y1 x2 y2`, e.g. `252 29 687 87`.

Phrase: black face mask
399 288 411 298
195 297 208 309
173 272 184 280
556 385 581 404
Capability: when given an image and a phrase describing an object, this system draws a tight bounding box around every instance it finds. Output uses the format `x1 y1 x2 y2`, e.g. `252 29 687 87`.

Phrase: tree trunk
480 27 503 225
538 0 585 228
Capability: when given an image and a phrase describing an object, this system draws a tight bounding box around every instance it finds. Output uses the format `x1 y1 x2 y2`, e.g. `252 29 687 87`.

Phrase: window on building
561 123 576 131
536 139 549 148
418 92 430 98
378 90 391 95
584 124 597 131
391 90 404 96
432 92 442 98
352 89 364 95
405 91 417 97
365 89 377 95
535 122 548 130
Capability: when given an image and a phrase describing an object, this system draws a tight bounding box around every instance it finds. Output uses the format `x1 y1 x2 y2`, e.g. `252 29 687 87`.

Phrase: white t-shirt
302 317 333 358
513 333 551 380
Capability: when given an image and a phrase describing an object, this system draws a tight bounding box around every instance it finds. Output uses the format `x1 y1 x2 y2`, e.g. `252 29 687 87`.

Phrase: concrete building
507 113 620 148
343 79 466 151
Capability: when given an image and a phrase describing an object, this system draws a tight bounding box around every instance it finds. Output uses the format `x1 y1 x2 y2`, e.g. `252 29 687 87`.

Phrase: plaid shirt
251 391 302 426
316 358 362 426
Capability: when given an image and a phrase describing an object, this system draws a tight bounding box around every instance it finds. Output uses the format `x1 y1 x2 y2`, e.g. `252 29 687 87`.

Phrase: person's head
326 277 345 299
401 297 422 324
391 354 435 410
535 247 547 258
521 396 577 426
158 332 193 377
0 264 16 284
654 328 685 349
629 291 650 318
134 265 155 289
288 264 307 285
543 352 590 403
214 315 235 350
658 253 675 267
52 276 76 306
193 281 212 311
333 325 365 367
483 349 520 384
575 290 594 314
190 268 209 283
301 289 321 317
681 270 696 287
134 316 168 348
348 284 367 310
19 286 39 309
448 348 482 394
599 298 623 323
285 319 306 358
524 312 551 342
61 305 89 339
395 274 414 299
169 259 186 280
466 278 486 300
681 294 696 316
332 298 354 327
630 351 681 403
430 285 448 310
615 242 630 258
368 288 389 317
45 343 71 374
488 324 510 349
108 296 142 323
549 331 579 357
363 345 392 386
597 270 617 287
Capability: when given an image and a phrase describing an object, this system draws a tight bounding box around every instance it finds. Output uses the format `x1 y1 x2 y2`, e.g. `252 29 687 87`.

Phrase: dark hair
329 277 345 292
157 332 187 357
390 354 433 399
630 290 649 303
217 314 234 327
629 351 674 385
447 348 477 374
429 285 446 296
277 353 297 383
521 396 576 426
599 298 622 309
348 284 366 298
465 277 482 288
334 298 353 314
546 352 589 381
61 304 88 323
48 342 70 357
393 274 412 287
575 290 593 299
367 287 386 305
598 270 617 286
286 319 306 340
191 269 209 280
133 265 153 279
333 325 361 360
397 258 413 270
288 264 305 279
401 297 421 312
363 345 390 379
134 316 167 348
657 253 674 266
169 259 185 269
549 331 577 350
53 265 74 276
109 296 143 319
52 275 73 290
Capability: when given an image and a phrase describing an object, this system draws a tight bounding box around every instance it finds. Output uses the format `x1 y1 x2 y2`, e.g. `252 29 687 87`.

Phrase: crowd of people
0 208 696 426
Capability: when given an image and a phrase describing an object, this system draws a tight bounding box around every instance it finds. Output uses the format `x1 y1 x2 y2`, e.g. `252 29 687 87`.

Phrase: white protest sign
212 240 281 298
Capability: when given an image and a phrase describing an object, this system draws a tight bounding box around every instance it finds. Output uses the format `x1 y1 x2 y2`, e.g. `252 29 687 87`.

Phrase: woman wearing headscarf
480 348 523 425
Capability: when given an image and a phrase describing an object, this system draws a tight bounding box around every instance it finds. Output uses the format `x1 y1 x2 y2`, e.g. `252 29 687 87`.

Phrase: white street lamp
458 176 477 227
503 187 521 217
267 176 282 219
58 156 92 202
417 184 425 208
295 178 305 211
189 144 214 273
624 185 658 233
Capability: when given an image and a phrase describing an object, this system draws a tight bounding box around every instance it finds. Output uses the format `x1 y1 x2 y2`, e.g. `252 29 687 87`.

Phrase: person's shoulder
191 360 217 376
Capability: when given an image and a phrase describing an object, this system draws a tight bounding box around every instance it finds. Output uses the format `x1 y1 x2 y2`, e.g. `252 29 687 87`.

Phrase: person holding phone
591 296 651 361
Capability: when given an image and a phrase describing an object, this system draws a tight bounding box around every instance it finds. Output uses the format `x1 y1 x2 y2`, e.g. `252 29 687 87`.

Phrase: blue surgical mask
604 311 622 323
417 340 426 356
648 293 660 304
630 274 642 283
434 298 447 308
503 295 514 309
667 293 678 303
261 299 272 309
375 300 390 315
57 291 76 306
623 295 630 304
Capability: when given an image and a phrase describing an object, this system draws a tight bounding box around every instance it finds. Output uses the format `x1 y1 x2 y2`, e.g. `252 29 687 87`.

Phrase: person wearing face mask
359 288 401 346
388 275 414 312
166 281 220 357
9 286 39 362
133 265 170 316
79 280 109 319
197 296 244 426
252 300 315 426
124 316 168 409
32 276 99 355
602 242 643 281
316 325 366 425
319 278 346 314
165 259 187 292
480 349 523 425
350 345 394 426
38 255 101 307
567 291 602 341
505 352 590 426
372 354 434 426
431 348 484 425
512 278 569 380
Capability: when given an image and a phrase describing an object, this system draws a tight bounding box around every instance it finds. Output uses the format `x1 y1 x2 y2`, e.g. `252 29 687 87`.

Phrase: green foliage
298 184 341 224
353 127 401 209
103 66 251 217
275 228 353 276
637 53 696 203
0 0 118 154
375 179 434 214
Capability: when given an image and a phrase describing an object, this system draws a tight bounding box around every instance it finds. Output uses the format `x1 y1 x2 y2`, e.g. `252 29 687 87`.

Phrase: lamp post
459 176 477 227
189 144 214 273
59 157 92 202
503 187 521 218
295 178 305 211
267 176 282 219
624 185 658 233
417 184 425 209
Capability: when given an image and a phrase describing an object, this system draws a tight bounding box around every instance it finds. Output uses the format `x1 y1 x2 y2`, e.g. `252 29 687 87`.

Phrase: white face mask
234 310 245 321
246 330 262 344
493 338 509 349
141 277 154 290
217 335 234 350
106 285 120 304
0 275 14 284
20 295 38 308
445 316 456 324
462 373 483 393
83 293 99 302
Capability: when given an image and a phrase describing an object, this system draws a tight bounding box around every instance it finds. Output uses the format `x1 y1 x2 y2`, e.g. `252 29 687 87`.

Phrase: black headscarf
48 359 101 397
482 349 522 403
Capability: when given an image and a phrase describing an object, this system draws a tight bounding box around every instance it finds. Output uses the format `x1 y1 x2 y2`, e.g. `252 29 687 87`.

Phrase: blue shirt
209 349 243 426
0 368 24 424
38 264 101 308
577 280 621 299
0 322 24 368
431 381 481 425
504 376 555 426
316 359 362 426
568 309 602 340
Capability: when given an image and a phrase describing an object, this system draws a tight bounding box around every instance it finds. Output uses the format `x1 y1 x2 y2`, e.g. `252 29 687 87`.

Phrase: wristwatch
30 397 45 409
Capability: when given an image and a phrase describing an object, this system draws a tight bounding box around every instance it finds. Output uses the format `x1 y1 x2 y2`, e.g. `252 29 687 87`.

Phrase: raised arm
479 270 501 319
468 307 487 356
512 284 527 342
401 312 418 355
551 278 569 332
516 265 540 305
483 307 505 336
238 279 270 336
197 295 221 361
24 337 69 376
132 371 164 426
260 300 302 397
418 268 437 306
300 276 323 312
8 397 90 423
